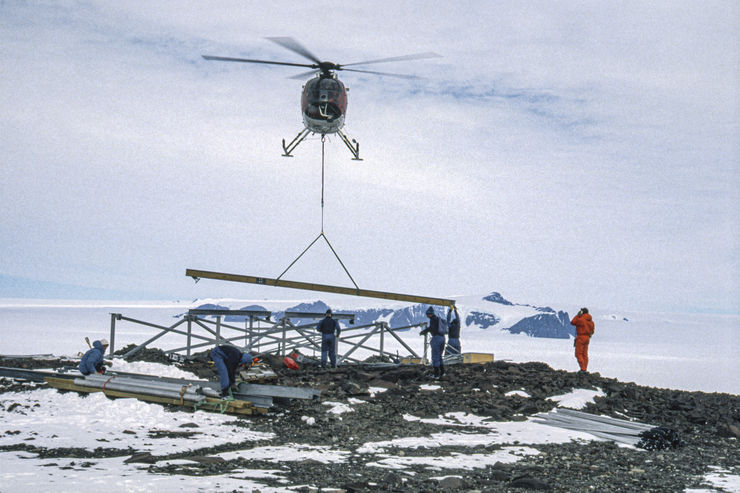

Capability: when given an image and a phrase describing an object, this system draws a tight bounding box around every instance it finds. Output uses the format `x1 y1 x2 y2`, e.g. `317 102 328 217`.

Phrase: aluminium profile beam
189 309 272 318
284 311 356 321
186 269 455 307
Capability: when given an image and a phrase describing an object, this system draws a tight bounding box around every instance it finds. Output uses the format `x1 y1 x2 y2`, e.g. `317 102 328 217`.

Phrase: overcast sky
1 1 737 312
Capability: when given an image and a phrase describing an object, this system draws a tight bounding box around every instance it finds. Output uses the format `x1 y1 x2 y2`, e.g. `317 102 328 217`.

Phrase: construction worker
210 345 251 397
78 339 109 375
445 306 462 355
317 308 341 368
571 307 595 373
421 306 446 379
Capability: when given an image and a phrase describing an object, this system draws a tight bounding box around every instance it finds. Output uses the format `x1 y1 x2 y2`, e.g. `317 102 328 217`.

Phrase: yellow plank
462 353 494 364
186 268 455 307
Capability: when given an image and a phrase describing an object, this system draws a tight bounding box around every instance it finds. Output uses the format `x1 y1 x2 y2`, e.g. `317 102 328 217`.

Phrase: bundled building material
533 408 682 449
73 374 218 403
46 375 263 415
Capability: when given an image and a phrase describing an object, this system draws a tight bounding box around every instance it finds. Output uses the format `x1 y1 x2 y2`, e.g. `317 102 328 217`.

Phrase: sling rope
321 133 325 231
276 134 360 292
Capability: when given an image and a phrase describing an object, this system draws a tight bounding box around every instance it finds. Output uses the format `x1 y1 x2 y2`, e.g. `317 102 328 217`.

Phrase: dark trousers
321 333 337 367
446 338 461 355
211 346 232 391
430 335 445 368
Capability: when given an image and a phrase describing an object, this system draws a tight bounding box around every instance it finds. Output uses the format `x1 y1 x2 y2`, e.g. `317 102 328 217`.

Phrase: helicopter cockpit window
305 78 341 120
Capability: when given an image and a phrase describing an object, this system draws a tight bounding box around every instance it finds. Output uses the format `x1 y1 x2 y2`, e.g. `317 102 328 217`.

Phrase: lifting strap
276 135 360 292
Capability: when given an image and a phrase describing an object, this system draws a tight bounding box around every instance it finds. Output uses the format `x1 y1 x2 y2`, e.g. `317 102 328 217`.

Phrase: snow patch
323 401 354 415
548 388 606 409
109 359 201 379
0 389 271 454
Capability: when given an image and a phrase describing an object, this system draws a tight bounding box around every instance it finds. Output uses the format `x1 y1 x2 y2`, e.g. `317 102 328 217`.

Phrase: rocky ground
2 350 739 492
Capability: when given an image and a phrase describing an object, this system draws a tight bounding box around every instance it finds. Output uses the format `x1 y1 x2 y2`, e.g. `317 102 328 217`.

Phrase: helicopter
202 37 440 160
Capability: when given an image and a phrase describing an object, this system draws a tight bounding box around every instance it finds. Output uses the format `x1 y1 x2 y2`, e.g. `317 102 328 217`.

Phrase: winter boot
432 367 440 379
439 364 445 378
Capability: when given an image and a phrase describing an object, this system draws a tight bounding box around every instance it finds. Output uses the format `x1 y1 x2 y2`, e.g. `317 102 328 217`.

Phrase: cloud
0 1 737 312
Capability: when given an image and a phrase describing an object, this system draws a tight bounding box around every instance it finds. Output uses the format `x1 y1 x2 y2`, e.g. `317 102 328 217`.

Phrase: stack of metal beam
73 374 219 403
533 408 655 446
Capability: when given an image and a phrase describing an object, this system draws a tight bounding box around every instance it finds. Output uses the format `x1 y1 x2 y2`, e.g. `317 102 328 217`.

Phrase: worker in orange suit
571 307 595 373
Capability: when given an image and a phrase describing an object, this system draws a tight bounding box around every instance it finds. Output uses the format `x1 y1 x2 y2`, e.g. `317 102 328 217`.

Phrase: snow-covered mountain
192 291 575 339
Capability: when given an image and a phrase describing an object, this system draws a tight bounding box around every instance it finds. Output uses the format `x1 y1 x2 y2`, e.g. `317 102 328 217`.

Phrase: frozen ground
1 297 738 491
2 363 738 492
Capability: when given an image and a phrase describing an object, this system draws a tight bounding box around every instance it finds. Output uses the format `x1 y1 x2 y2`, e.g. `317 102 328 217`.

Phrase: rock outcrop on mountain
507 310 573 339
191 290 575 339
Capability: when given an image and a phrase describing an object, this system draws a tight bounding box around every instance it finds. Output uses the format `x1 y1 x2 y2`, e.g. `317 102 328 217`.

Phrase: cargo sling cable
275 134 360 291
187 136 456 306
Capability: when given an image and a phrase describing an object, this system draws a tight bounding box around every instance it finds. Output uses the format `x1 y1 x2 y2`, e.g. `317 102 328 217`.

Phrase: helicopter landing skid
337 129 362 161
282 127 311 157
281 127 362 160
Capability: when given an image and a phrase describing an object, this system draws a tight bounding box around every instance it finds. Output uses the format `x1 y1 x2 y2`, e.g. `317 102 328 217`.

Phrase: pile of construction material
47 374 264 415
0 363 321 416
533 408 684 450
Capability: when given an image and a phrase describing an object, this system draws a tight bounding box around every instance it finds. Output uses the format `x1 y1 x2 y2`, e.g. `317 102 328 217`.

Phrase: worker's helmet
100 338 109 347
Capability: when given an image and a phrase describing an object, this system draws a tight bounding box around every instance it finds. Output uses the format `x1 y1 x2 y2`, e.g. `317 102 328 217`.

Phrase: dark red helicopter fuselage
301 75 347 135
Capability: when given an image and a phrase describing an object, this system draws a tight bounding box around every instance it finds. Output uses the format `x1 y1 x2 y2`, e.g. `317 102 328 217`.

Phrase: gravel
2 353 738 492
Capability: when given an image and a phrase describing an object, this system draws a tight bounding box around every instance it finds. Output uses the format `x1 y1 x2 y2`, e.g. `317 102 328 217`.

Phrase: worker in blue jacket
317 308 341 368
211 345 251 397
78 339 108 375
445 306 462 356
420 307 446 379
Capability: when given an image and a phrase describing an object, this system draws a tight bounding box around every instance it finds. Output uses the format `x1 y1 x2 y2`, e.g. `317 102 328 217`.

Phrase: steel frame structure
108 309 427 364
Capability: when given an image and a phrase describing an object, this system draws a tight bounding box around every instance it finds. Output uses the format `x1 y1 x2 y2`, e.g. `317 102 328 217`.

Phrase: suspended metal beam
186 269 455 307
189 309 272 318
284 311 356 322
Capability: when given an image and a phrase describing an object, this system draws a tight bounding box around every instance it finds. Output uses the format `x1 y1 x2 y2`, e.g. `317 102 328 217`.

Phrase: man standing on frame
445 306 462 356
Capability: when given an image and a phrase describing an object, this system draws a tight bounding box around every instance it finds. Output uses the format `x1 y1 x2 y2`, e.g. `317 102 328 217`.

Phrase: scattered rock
2 353 739 492
185 455 226 465
124 452 157 464
510 474 552 490
438 476 464 490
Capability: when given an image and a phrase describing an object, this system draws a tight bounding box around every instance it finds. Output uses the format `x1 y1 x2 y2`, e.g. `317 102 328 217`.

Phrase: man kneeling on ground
79 339 109 375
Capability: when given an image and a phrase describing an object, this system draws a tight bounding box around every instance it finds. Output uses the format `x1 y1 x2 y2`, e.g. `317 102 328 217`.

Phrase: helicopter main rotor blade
288 69 320 80
265 37 322 65
341 52 442 68
202 55 317 69
341 68 423 79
